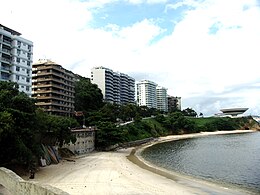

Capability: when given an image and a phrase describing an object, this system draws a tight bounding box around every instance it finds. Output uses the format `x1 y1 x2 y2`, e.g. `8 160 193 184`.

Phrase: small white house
64 127 97 154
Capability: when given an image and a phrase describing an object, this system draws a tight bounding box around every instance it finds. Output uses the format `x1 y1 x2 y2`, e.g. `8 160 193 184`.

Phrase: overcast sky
1 0 260 116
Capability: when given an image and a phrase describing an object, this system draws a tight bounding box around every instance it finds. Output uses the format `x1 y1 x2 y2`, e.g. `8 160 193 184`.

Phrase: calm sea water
141 132 260 194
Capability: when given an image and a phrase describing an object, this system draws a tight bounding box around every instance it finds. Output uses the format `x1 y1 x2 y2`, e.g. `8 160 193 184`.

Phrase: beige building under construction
32 59 75 117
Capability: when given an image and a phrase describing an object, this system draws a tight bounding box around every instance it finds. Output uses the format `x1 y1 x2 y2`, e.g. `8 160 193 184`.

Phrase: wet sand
31 130 255 195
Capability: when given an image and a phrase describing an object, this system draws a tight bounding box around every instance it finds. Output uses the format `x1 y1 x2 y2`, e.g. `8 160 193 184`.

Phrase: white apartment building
91 66 135 104
137 80 157 109
137 80 169 112
156 86 168 112
0 24 33 96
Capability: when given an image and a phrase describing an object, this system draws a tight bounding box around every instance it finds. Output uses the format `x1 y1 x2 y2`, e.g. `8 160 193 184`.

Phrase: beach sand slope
31 130 254 195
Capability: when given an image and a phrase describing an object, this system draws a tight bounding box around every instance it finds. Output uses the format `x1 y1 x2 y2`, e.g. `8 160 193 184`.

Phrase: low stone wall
0 167 69 195
120 137 156 148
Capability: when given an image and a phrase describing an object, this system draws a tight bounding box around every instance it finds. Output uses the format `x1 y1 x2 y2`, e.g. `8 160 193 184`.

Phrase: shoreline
31 130 256 195
130 130 257 195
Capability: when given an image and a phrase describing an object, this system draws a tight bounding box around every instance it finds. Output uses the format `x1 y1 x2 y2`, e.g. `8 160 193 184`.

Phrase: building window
16 75 19 80
27 61 30 66
26 78 30 83
16 58 20 63
17 50 21 55
26 86 30 91
16 66 20 71
28 45 31 50
17 41 21 46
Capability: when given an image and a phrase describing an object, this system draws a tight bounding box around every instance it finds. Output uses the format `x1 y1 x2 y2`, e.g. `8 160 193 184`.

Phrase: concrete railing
0 167 69 195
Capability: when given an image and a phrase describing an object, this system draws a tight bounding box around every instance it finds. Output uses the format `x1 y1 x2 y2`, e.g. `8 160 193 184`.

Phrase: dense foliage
94 110 256 149
0 82 78 168
74 76 104 113
1 79 257 164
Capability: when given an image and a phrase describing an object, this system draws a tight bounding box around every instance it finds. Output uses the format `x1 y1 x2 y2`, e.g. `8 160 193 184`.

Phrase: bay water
141 131 260 194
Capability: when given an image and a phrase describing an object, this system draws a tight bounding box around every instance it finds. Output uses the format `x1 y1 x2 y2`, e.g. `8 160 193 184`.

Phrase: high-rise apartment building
137 80 169 112
91 66 135 104
0 24 33 96
156 86 168 112
32 59 75 117
136 80 157 109
168 96 181 112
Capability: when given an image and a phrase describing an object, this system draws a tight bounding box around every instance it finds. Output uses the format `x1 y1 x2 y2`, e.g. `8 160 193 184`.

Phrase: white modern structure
0 24 33 96
156 86 168 112
137 80 157 109
91 66 135 104
219 108 249 117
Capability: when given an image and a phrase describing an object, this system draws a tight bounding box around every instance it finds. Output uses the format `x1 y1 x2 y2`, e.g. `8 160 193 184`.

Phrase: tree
44 115 78 147
0 82 19 111
74 76 103 114
95 121 127 149
0 111 14 138
119 104 137 122
165 112 196 134
182 108 197 117
0 81 79 168
0 82 37 166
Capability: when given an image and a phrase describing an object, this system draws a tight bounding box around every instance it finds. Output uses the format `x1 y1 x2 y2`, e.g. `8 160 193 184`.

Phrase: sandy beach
30 130 255 195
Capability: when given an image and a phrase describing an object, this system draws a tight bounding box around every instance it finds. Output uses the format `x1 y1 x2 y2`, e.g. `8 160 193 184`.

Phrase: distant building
137 80 169 112
136 80 157 109
91 66 135 104
217 108 249 117
156 86 168 112
168 96 181 112
0 24 33 96
63 127 96 154
32 59 75 117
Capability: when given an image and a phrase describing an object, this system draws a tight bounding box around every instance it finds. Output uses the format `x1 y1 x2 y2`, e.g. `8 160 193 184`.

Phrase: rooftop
0 24 21 36
220 108 249 116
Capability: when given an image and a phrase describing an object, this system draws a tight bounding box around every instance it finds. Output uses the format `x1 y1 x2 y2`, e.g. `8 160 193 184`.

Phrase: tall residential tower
136 80 157 109
91 66 135 104
32 59 75 117
156 86 168 112
0 24 33 96
137 80 168 112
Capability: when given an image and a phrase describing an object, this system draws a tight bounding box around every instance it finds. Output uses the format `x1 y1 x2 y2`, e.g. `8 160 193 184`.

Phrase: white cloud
127 0 168 4
1 0 259 116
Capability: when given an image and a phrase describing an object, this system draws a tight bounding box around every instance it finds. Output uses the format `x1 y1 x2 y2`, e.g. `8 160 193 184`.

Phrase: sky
1 0 260 116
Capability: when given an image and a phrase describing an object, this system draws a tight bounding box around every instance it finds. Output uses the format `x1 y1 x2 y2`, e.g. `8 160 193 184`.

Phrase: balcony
35 77 65 84
0 57 11 63
33 65 62 72
1 48 11 54
0 66 11 73
36 101 68 107
3 39 11 45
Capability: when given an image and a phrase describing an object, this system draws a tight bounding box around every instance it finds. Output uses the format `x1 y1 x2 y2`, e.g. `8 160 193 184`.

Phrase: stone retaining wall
120 137 156 148
0 167 69 195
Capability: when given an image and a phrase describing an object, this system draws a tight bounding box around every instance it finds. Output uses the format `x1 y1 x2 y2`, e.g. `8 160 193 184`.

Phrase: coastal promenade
30 130 254 195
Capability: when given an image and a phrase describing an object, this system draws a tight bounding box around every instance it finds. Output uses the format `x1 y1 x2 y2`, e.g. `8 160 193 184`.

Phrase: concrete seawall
0 167 69 195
